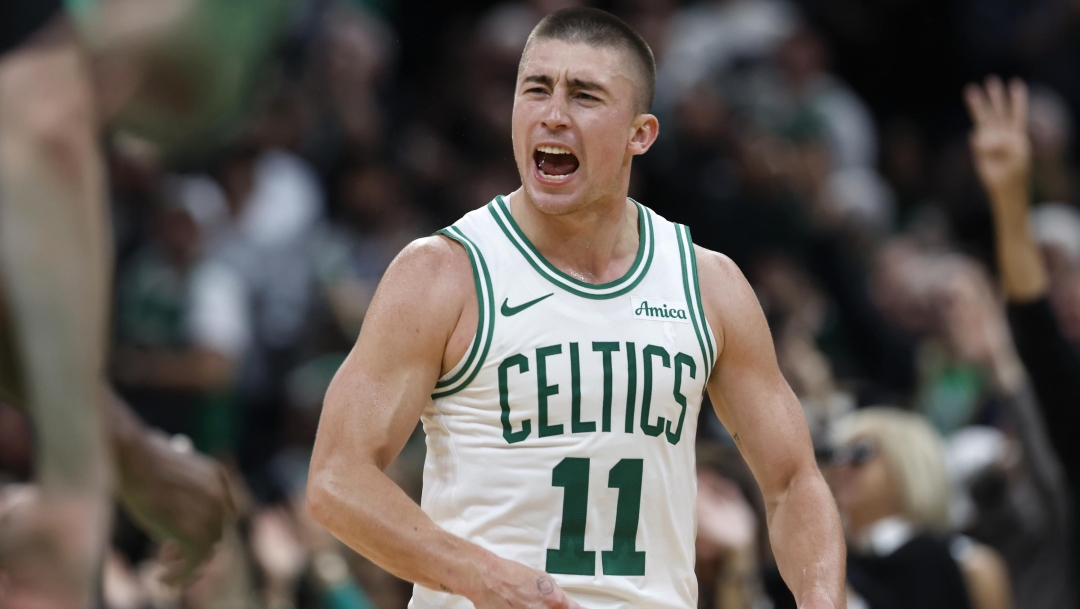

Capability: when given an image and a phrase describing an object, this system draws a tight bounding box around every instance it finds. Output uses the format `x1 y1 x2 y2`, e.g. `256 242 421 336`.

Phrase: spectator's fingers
985 75 1008 123
964 84 991 128
1008 78 1029 132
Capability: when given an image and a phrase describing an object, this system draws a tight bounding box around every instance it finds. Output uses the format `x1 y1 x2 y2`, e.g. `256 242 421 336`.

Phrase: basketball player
307 8 845 608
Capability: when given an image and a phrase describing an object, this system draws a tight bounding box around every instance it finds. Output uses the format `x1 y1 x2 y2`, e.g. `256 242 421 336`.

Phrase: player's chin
524 182 588 215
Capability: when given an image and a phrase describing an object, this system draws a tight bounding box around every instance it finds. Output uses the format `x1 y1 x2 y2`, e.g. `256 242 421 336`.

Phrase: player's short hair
521 7 656 113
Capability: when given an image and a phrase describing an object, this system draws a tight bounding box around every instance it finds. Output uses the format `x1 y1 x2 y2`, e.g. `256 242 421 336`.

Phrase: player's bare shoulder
382 235 474 299
691 245 759 359
372 235 479 374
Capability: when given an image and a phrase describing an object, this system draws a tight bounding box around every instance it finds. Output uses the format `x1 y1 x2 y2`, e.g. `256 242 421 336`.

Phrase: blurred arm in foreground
0 0 268 601
0 13 112 606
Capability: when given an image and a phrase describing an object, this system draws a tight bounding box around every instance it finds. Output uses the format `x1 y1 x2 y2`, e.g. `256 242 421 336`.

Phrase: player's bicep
313 236 471 471
699 250 815 499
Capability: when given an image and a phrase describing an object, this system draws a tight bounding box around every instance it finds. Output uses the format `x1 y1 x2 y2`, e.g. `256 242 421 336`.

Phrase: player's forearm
307 462 498 601
987 186 1049 302
765 467 846 608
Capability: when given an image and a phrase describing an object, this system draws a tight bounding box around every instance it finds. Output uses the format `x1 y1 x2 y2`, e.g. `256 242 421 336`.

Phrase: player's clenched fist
964 76 1031 202
469 559 583 609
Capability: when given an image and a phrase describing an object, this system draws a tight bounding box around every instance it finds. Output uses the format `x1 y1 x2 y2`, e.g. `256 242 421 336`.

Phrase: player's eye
575 92 599 102
525 87 547 95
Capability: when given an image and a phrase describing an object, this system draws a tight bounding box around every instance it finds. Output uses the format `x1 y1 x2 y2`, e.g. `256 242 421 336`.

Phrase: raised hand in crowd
964 77 1049 302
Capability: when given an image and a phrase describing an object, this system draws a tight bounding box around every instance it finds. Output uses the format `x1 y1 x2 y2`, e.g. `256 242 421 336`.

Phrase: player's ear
628 113 659 156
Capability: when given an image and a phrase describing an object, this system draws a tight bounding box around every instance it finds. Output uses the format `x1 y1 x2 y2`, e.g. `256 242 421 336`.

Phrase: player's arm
698 248 846 609
306 236 580 609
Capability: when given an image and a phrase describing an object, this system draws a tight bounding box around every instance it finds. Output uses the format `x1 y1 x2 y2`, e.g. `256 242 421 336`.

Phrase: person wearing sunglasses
828 407 1012 609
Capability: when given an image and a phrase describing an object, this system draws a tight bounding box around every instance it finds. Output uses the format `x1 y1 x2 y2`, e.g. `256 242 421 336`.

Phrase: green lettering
498 355 531 444
593 342 620 433
547 457 595 575
667 353 696 445
602 459 646 575
570 343 595 433
536 345 564 437
640 345 669 437
624 342 637 433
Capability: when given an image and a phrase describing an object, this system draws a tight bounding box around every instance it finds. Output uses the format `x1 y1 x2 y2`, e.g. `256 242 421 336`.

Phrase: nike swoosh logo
501 293 554 317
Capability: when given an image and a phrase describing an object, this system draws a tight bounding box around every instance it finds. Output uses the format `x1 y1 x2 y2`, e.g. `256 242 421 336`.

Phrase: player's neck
508 189 639 285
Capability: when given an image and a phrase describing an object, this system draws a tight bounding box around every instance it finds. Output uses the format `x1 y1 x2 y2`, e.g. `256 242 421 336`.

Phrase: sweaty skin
307 34 844 609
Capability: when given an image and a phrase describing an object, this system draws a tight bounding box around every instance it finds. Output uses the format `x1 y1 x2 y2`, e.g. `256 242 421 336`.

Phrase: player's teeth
538 145 571 154
539 170 572 181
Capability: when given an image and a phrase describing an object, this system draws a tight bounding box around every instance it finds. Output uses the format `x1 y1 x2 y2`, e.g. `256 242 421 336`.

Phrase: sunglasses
831 439 878 468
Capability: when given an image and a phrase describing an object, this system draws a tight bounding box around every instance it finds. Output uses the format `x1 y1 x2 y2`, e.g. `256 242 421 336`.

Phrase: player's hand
470 558 583 609
964 76 1031 204
117 433 235 587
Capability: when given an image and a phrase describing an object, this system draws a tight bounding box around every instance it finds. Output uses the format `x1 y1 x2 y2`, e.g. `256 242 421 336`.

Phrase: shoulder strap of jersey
674 223 718 375
432 223 496 398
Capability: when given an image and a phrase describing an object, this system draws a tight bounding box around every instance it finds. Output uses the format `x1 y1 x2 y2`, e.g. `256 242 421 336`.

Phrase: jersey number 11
547 457 645 576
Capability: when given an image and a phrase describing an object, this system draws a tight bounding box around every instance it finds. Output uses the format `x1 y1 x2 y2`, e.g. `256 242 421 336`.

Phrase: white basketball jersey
410 195 718 609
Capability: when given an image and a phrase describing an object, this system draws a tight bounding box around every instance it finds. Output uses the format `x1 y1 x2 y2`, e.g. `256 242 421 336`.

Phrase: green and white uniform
412 196 718 609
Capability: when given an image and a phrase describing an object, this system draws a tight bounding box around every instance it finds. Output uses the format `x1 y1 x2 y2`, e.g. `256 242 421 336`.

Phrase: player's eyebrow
522 74 554 88
567 77 609 96
521 74 610 97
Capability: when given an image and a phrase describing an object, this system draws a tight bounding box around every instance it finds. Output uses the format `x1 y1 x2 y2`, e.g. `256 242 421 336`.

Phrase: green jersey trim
488 195 655 300
687 226 717 369
432 226 495 398
676 224 717 373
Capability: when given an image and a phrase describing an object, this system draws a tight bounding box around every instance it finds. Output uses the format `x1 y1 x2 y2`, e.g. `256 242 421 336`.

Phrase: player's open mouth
533 145 579 182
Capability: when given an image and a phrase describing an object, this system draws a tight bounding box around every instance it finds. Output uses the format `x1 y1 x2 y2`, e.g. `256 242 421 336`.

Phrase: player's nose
539 89 572 131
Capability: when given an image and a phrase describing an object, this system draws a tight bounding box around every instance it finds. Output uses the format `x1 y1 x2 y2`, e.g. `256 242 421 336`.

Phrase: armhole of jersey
432 226 495 399
675 224 718 378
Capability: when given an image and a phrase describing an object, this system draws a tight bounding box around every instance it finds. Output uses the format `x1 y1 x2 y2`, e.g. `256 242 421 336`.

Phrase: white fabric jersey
411 196 718 609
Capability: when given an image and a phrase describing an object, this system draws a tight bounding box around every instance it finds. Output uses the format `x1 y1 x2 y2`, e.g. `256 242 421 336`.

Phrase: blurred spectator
113 198 251 457
754 254 857 435
915 256 1015 434
967 75 1080 603
748 27 878 171
696 445 772 609
829 407 1010 609
1027 85 1076 204
655 0 800 114
316 162 431 340
928 256 1074 609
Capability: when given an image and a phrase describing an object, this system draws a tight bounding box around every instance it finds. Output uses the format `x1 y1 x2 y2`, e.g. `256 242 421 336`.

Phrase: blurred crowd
3 0 1080 607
